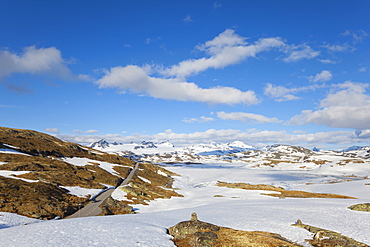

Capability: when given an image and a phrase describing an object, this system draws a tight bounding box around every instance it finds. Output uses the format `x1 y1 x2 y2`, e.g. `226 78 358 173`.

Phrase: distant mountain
89 139 110 149
340 146 365 152
134 141 157 149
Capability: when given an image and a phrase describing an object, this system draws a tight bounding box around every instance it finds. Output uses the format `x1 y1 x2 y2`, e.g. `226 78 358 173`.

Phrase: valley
1 128 370 246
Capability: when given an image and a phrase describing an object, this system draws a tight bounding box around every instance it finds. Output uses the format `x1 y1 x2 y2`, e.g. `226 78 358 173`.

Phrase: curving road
66 163 139 219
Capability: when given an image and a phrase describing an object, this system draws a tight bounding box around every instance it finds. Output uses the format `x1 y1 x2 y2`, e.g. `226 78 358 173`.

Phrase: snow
0 148 29 155
60 186 103 199
111 185 128 201
1 161 370 246
0 171 38 183
62 157 129 176
0 212 41 230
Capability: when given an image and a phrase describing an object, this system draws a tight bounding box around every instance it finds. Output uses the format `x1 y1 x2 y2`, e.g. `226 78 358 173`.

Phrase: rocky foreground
169 213 369 247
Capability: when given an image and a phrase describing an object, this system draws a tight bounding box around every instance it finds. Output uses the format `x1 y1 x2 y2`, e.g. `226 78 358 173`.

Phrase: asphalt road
66 163 139 219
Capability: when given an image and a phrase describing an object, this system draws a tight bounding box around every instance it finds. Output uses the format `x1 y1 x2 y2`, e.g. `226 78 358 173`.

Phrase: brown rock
168 213 302 247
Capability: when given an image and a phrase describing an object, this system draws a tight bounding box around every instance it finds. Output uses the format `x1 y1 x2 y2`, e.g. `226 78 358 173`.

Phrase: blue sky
1 0 370 149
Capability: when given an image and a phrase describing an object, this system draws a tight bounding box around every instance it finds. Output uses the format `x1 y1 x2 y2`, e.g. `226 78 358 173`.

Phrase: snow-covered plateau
1 140 370 246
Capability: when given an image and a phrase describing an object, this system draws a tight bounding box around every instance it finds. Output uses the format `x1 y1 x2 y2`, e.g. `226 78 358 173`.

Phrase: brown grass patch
216 181 357 199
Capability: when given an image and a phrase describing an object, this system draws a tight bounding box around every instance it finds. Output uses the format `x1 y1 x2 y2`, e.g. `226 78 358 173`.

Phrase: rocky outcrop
168 213 303 247
348 203 370 212
0 176 86 220
99 197 134 215
292 220 369 247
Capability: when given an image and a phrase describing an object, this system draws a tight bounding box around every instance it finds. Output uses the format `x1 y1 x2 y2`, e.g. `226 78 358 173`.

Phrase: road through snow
66 163 139 218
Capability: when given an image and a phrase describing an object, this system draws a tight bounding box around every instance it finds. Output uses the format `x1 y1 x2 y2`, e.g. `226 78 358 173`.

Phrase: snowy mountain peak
227 141 254 149
89 139 110 149
158 140 174 148
134 141 157 150
262 144 313 155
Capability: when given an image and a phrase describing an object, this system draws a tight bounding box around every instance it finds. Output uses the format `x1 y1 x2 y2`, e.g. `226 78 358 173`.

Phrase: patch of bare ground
337 159 365 166
0 176 87 219
116 162 183 205
292 220 369 247
304 159 330 165
0 154 123 188
0 127 135 166
168 213 303 247
348 203 370 212
216 181 357 199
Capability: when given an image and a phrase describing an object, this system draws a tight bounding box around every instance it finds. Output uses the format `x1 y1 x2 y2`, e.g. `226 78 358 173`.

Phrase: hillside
0 127 181 219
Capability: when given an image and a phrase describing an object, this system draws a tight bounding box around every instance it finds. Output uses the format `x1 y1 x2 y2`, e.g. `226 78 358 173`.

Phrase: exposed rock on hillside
292 220 369 247
168 213 303 247
348 203 370 212
114 162 183 205
0 176 86 219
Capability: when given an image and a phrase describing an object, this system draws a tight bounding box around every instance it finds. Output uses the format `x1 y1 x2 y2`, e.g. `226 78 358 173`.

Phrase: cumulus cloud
308 70 332 82
282 44 320 62
217 111 281 124
95 65 259 105
289 81 370 129
58 128 361 149
163 29 285 78
0 46 72 79
45 128 59 134
73 130 83 134
183 116 215 123
0 46 90 91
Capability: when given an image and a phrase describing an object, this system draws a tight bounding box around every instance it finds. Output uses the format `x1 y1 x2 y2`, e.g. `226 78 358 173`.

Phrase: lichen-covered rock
348 203 370 212
99 197 134 215
292 219 369 247
168 213 302 247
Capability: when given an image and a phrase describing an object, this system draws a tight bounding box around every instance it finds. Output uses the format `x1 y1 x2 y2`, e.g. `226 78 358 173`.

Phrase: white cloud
341 30 368 44
289 81 370 129
264 83 300 102
58 128 361 149
45 128 59 134
217 111 281 124
264 83 324 102
356 129 370 139
308 70 332 82
73 130 83 134
318 59 337 64
323 43 355 52
86 129 98 134
163 29 285 78
282 44 320 62
95 65 259 105
359 67 367 72
0 46 90 87
0 46 72 79
183 116 215 123
183 15 193 23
